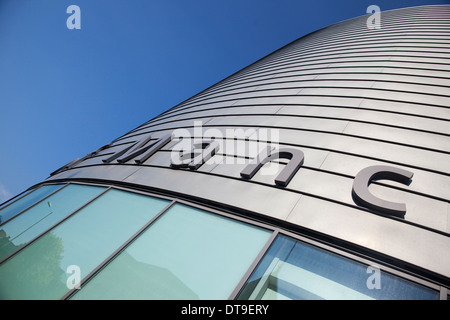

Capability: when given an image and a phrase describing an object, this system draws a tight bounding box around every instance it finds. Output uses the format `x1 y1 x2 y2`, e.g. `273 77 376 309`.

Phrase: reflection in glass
0 184 105 261
0 184 63 224
0 232 65 299
237 235 439 300
71 203 272 300
0 189 170 299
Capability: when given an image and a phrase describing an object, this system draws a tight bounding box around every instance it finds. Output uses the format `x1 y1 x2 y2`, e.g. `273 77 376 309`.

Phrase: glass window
0 189 170 300
237 235 439 300
70 203 272 300
0 191 30 211
0 184 105 261
0 184 63 224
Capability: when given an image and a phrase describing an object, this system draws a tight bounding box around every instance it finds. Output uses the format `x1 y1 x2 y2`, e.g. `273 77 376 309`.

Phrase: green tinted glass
0 188 170 300
237 235 439 300
0 184 105 261
0 184 63 223
72 203 272 300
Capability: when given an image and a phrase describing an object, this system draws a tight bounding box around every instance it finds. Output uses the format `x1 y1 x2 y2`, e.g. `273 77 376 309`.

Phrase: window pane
71 203 272 300
0 191 30 211
0 189 170 300
0 184 63 223
0 184 105 261
237 235 439 300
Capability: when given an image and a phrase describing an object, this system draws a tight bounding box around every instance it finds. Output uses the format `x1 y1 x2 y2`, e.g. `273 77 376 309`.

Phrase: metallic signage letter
240 147 304 187
51 134 172 175
49 144 110 176
171 140 220 170
352 165 413 217
103 133 172 164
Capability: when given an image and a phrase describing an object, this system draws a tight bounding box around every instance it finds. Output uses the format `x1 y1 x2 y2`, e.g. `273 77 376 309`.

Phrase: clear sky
0 0 448 202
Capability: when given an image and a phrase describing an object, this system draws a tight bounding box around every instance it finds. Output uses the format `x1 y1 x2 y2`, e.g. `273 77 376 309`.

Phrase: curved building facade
0 5 449 300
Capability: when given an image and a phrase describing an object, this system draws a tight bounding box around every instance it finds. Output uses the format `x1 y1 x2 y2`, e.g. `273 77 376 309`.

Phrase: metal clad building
0 5 449 300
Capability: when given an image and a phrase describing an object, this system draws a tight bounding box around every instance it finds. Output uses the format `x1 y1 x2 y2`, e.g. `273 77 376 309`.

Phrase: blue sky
0 0 448 202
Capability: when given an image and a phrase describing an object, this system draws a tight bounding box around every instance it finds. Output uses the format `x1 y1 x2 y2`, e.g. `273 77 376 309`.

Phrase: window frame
0 183 68 225
0 180 446 300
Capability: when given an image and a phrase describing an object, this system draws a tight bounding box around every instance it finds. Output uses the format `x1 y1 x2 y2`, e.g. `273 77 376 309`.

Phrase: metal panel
319 152 450 201
135 124 450 175
47 165 141 183
371 81 450 96
278 105 450 135
207 115 350 132
286 195 450 279
358 99 450 120
45 5 450 283
342 122 450 152
314 73 450 87
123 166 302 221
297 87 450 107
367 183 448 231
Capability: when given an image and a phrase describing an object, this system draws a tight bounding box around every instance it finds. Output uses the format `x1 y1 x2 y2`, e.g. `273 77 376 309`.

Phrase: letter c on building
352 165 413 218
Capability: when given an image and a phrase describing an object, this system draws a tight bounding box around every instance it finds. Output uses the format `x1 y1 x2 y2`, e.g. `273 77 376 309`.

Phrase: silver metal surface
46 5 450 282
